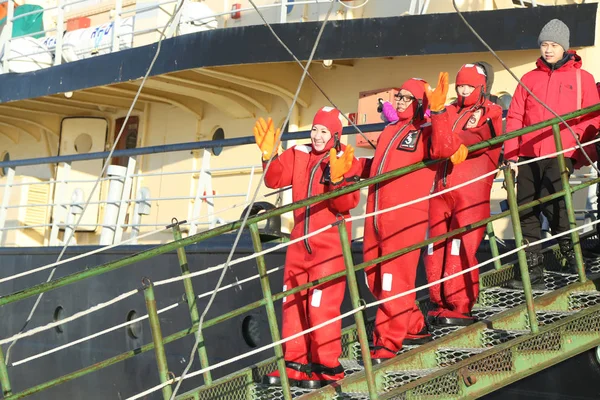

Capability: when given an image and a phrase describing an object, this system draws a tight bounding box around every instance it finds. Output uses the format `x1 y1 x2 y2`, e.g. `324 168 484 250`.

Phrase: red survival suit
426 65 503 325
505 51 600 167
363 78 437 360
263 108 362 388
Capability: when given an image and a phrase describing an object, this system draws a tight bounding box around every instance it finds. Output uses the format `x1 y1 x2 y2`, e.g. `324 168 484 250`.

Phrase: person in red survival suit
362 78 438 363
253 107 363 389
424 65 503 326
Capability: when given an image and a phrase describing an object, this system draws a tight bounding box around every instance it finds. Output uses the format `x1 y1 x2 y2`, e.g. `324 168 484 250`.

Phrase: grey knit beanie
538 19 570 51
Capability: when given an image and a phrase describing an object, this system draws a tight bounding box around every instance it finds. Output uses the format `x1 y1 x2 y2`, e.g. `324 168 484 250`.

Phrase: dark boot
262 361 312 387
300 363 345 389
506 251 544 289
403 326 433 345
369 345 397 365
426 309 477 327
559 240 583 275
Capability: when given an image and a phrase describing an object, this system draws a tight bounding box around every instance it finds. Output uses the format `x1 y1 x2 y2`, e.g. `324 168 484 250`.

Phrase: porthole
211 128 225 156
241 315 260 348
74 133 93 154
497 92 513 112
0 152 9 177
53 306 65 334
126 310 142 339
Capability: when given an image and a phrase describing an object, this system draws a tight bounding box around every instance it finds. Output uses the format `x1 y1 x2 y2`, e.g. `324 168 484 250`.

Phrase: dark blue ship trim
0 3 596 104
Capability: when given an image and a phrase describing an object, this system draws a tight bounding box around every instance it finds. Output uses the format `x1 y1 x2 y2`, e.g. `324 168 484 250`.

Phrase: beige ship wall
0 0 599 246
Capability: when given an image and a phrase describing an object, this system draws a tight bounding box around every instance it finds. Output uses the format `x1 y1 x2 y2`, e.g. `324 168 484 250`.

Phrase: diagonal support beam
159 75 269 112
101 86 204 119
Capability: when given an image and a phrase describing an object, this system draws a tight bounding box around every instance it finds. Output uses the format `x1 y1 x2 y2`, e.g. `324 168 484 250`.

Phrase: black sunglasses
394 93 415 102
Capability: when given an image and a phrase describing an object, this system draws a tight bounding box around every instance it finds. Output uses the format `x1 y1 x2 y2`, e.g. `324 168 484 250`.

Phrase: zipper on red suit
543 68 554 155
440 107 472 188
303 153 328 254
373 122 411 236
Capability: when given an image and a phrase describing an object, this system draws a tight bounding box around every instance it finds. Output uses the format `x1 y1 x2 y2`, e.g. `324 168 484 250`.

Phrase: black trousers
517 156 574 253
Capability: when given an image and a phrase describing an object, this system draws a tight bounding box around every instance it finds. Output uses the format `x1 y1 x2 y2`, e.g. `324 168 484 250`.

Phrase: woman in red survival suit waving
425 65 503 326
363 78 438 363
253 107 362 389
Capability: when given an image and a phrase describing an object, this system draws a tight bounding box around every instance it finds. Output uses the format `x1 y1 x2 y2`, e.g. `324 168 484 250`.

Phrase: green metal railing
1 103 599 400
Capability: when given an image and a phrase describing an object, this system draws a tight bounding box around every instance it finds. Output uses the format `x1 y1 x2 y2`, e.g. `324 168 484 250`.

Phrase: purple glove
381 101 399 124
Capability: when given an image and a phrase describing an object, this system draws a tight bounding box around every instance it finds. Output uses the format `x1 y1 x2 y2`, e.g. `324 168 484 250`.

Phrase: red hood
535 50 582 72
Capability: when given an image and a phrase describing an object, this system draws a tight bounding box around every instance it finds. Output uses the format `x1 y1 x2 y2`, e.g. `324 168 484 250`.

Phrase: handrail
1 98 595 169
4 167 597 400
1 103 598 304
1 103 599 399
0 123 387 169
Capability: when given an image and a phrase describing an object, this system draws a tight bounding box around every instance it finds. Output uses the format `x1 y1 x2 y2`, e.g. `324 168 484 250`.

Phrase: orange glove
425 72 449 112
329 145 355 184
253 117 282 161
450 144 468 165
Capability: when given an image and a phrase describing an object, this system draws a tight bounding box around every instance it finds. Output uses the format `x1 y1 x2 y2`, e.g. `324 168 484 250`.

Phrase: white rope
11 302 180 367
168 2 337 396
126 308 359 400
0 188 268 285
367 222 592 308
9 267 283 366
3 130 590 368
196 266 283 300
152 134 600 289
153 224 333 287
3 106 596 368
3 0 192 363
5 131 593 353
0 228 170 285
0 289 139 346
126 218 600 400
12 0 592 385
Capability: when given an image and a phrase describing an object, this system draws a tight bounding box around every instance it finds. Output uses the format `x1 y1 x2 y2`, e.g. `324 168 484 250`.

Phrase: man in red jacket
254 107 362 388
425 65 503 326
504 19 600 288
362 78 437 363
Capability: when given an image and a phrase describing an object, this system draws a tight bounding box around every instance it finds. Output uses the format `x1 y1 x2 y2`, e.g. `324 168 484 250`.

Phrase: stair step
481 329 528 346
350 342 419 361
340 359 364 376
582 252 600 272
430 325 462 340
481 328 564 352
534 310 577 326
436 347 514 372
478 287 548 308
384 368 441 391
569 291 600 310
436 347 486 367
334 394 371 400
252 360 367 399
544 271 580 290
251 359 365 400
471 306 508 320
252 385 313 400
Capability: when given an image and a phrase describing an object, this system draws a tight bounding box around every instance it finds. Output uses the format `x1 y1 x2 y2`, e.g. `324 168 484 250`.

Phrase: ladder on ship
177 106 600 400
185 237 600 400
